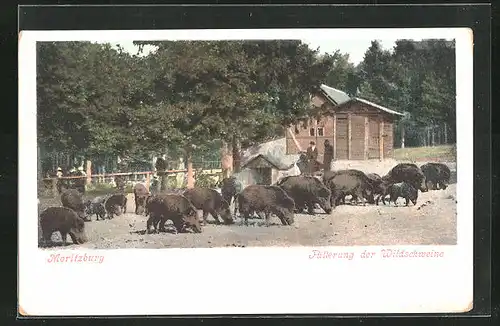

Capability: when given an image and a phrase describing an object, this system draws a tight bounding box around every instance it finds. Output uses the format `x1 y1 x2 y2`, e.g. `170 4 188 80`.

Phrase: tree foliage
37 38 456 170
354 39 456 145
37 41 150 157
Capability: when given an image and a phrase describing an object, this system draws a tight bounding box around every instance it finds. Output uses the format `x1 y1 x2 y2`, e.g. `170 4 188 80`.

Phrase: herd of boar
38 162 451 247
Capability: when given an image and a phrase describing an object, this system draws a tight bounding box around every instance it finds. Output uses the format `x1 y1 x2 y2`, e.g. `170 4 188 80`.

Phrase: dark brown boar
324 170 376 204
146 194 202 234
325 172 374 208
383 163 428 192
276 175 332 215
39 206 88 246
60 189 88 221
237 185 295 226
220 176 243 216
105 193 127 219
133 183 150 215
322 170 338 184
183 187 233 225
384 182 418 206
144 193 154 216
83 194 110 221
366 173 386 204
420 163 451 190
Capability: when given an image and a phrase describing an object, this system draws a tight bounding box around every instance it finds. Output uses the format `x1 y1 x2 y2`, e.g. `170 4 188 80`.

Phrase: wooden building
241 154 295 185
286 84 405 160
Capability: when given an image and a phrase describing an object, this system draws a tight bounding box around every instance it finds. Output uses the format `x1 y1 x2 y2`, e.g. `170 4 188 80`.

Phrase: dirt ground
37 166 457 249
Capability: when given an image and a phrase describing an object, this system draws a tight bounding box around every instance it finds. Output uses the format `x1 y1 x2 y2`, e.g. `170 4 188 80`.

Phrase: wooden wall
350 115 365 160
285 97 398 160
286 92 336 155
383 121 394 158
335 114 348 159
368 118 380 159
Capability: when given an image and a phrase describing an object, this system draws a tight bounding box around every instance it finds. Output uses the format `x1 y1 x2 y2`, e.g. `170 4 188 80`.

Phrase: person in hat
306 141 318 175
56 167 63 178
323 139 334 172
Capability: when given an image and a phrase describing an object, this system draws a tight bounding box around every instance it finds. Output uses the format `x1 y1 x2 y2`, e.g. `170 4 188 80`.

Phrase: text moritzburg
47 253 105 264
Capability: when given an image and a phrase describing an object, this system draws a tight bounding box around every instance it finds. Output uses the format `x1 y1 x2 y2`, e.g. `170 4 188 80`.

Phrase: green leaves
38 40 335 161
354 39 455 138
37 41 151 156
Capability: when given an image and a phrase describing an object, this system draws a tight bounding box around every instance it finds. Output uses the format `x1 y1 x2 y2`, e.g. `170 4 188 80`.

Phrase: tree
130 41 255 183
355 39 456 147
135 40 334 179
357 40 399 105
37 41 148 159
324 50 357 93
37 42 93 154
391 39 456 145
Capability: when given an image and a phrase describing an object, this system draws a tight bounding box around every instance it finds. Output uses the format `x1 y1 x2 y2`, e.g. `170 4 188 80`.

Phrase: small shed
241 154 295 185
286 84 405 160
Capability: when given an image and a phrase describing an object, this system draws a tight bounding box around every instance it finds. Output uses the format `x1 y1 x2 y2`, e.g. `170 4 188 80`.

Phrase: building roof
241 154 295 171
319 84 352 106
240 137 301 166
336 97 405 116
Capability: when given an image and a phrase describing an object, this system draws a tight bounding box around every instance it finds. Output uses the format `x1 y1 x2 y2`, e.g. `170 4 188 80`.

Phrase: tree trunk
145 172 151 192
431 127 435 146
444 122 448 144
159 169 168 192
86 160 92 185
160 173 167 191
186 147 195 189
232 135 241 173
427 128 431 147
400 125 405 149
220 140 233 179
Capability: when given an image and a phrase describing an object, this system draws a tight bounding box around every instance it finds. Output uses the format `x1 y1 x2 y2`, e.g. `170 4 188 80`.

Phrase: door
368 118 380 159
335 115 349 159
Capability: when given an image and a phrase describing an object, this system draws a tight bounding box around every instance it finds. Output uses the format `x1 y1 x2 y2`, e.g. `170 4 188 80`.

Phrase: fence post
86 160 92 185
364 116 369 160
348 113 352 160
52 178 58 197
401 125 405 149
145 172 151 192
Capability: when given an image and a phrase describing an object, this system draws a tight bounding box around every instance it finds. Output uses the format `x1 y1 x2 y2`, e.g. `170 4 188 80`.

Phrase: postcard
19 27 473 316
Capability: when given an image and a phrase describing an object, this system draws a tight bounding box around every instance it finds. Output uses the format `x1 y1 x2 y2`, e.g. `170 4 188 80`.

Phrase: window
317 127 324 137
309 128 315 136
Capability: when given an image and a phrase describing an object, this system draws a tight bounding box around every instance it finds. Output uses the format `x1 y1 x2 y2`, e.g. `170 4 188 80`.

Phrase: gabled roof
319 84 351 106
336 97 405 116
241 154 295 171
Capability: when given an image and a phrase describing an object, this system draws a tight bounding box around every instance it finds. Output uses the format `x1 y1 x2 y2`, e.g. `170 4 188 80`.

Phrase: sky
105 38 412 65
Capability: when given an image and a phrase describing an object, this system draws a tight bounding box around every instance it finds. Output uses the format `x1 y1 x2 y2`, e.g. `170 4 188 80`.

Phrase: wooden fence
41 169 188 197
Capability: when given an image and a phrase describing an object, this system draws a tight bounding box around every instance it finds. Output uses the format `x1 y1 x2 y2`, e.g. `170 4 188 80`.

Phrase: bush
86 182 134 195
195 170 221 188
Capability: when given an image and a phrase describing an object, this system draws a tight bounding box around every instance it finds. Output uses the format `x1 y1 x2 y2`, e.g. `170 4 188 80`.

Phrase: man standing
306 141 318 175
323 139 334 171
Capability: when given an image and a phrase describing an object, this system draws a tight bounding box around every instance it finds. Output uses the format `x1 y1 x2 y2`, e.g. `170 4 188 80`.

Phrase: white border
19 28 473 315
